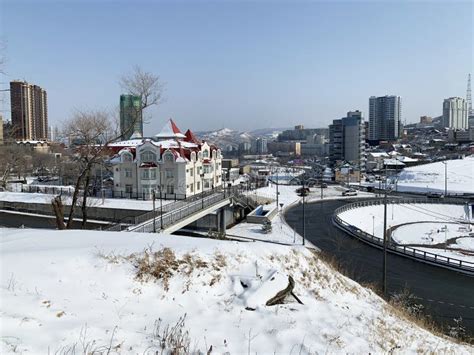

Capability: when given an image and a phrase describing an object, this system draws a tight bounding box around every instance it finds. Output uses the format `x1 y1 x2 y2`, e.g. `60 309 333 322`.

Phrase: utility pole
382 181 388 297
276 170 279 209
302 180 306 246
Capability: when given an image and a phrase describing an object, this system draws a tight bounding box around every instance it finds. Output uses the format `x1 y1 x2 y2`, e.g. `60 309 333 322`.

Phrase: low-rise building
109 119 223 199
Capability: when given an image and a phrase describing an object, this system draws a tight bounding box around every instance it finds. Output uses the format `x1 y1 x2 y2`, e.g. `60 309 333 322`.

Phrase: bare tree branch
119 65 165 124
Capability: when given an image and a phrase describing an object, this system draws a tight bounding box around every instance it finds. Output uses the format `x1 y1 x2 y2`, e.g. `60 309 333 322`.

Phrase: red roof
170 118 182 134
184 129 201 144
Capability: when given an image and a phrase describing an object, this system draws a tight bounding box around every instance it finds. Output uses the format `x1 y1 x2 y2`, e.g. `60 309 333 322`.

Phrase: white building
109 119 223 199
443 97 468 130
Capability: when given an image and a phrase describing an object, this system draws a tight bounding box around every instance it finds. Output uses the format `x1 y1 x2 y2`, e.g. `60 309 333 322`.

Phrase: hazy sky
1 0 472 134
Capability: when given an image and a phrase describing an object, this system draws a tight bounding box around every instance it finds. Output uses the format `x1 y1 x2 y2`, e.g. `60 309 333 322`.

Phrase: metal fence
128 191 232 233
332 199 474 275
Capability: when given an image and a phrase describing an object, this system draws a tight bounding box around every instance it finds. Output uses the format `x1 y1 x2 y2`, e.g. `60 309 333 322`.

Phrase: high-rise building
255 137 268 154
120 94 142 140
368 95 401 141
329 110 365 169
10 80 48 141
442 97 468 130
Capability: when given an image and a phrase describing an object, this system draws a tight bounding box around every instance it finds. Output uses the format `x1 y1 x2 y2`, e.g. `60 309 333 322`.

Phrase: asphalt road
285 199 474 336
0 211 108 230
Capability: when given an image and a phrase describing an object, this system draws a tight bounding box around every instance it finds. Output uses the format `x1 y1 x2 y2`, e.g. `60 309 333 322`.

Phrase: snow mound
1 229 471 354
397 156 474 194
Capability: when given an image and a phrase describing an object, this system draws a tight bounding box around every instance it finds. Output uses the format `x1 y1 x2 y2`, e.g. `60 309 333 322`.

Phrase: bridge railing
333 199 474 274
128 190 234 233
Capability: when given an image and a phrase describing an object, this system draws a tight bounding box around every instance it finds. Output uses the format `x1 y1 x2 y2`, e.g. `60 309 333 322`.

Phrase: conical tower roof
155 118 186 139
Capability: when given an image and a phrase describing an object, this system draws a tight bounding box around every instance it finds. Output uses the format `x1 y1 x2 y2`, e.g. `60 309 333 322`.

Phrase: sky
0 0 472 135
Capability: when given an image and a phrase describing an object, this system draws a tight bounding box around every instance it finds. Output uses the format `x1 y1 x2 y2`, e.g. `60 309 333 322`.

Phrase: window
190 168 194 176
190 184 194 192
166 170 173 178
125 168 132 178
140 150 156 162
122 153 132 162
165 153 174 162
203 150 209 158
125 185 133 193
141 168 156 180
167 185 174 194
203 165 210 174
197 182 200 190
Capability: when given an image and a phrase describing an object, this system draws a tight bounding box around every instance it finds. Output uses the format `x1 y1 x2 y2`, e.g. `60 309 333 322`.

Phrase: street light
152 189 156 233
200 173 205 209
441 160 447 197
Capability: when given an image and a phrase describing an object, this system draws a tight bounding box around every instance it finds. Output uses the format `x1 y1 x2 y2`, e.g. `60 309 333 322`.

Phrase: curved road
285 199 474 336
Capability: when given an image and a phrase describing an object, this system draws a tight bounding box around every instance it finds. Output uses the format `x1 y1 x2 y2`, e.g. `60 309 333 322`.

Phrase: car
296 187 310 196
342 189 358 196
427 192 444 199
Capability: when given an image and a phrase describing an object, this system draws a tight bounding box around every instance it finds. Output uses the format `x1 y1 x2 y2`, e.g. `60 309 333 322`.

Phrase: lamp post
200 173 205 209
442 160 447 197
152 189 156 233
382 177 388 297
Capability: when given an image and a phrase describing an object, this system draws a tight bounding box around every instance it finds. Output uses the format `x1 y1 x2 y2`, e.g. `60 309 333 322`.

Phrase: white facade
111 120 223 199
443 97 468 130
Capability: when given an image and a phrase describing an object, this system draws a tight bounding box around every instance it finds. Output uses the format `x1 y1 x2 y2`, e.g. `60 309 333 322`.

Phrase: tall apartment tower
442 97 468 130
10 81 48 141
120 94 142 140
329 110 365 170
368 95 401 141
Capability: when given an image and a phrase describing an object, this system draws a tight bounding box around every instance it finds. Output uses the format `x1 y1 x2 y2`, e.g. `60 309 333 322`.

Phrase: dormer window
164 152 174 162
203 150 209 158
140 150 156 162
122 152 133 162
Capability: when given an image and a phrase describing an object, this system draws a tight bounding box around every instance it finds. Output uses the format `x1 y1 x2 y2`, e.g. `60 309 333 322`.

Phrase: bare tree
53 109 115 229
119 65 165 126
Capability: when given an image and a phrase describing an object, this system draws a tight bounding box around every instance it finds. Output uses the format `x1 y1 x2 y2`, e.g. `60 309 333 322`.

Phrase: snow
396 156 474 194
0 191 175 211
1 229 471 354
338 203 473 262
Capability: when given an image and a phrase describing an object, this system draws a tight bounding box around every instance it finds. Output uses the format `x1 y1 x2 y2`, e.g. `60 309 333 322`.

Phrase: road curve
285 198 474 336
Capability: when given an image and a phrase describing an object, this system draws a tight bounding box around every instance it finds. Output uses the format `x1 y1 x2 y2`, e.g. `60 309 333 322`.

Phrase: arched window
203 150 209 158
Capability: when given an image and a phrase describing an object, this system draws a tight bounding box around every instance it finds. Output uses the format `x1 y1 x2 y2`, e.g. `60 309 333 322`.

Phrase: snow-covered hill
396 156 474 194
1 229 471 353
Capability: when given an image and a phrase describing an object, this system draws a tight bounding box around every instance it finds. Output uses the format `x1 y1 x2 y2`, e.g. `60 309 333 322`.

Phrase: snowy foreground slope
1 229 472 354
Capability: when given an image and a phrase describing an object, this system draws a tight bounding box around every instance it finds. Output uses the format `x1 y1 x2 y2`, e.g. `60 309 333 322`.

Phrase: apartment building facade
10 80 48 141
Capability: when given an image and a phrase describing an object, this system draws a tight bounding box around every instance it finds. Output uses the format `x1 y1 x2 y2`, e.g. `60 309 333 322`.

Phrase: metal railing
127 187 241 233
332 199 474 275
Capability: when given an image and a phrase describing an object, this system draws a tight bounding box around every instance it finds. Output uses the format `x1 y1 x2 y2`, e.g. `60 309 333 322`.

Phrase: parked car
342 189 358 196
427 192 444 199
320 183 328 188
296 187 310 196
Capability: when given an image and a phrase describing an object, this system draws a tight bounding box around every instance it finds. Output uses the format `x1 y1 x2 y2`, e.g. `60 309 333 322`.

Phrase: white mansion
109 119 223 199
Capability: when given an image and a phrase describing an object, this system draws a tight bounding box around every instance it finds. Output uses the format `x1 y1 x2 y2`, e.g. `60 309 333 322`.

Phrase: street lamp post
442 161 448 197
200 173 205 209
382 179 388 297
302 180 306 246
152 189 156 233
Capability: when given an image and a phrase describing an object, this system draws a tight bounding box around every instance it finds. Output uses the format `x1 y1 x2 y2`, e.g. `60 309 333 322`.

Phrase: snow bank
1 229 471 353
396 156 474 194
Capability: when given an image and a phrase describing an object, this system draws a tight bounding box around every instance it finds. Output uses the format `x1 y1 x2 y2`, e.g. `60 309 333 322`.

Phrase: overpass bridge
124 187 254 234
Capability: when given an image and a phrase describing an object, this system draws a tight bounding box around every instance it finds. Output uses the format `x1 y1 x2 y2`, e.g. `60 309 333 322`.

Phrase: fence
332 198 474 275
17 184 187 201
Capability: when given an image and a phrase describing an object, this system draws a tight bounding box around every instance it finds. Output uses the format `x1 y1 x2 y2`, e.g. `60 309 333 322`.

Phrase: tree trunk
81 168 91 229
66 169 86 229
51 195 66 230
